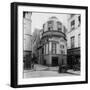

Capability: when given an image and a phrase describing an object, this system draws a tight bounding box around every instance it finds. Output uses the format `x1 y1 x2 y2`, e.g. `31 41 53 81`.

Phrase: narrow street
23 64 80 78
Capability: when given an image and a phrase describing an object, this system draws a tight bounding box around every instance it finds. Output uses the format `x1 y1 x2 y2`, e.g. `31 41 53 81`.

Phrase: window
46 43 49 54
48 27 51 31
78 34 80 47
42 47 44 54
63 26 66 34
44 43 49 54
78 16 81 23
43 24 45 29
71 20 75 30
71 20 75 26
57 21 62 31
48 21 53 31
71 36 75 48
44 45 46 54
60 44 64 49
58 25 62 31
40 49 42 55
61 50 65 54
43 24 45 32
52 43 56 54
78 16 81 26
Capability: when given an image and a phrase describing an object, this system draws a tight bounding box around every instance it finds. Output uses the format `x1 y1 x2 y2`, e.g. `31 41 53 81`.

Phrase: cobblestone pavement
23 64 80 78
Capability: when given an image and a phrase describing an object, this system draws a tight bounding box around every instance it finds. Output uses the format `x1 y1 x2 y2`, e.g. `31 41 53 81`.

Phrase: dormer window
48 21 53 31
57 21 62 31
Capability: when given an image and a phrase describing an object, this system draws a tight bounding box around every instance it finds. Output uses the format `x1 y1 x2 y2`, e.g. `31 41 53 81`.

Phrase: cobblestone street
23 64 80 78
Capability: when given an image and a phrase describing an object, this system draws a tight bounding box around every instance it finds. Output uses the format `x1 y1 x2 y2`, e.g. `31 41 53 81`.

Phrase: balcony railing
42 31 66 38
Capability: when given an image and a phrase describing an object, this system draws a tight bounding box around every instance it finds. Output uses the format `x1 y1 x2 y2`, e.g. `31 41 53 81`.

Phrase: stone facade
67 14 81 69
23 12 32 69
37 16 67 66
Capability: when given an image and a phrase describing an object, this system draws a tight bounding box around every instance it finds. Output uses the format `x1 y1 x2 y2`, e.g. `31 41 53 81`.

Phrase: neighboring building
38 16 67 66
23 12 32 69
67 14 81 69
32 28 41 63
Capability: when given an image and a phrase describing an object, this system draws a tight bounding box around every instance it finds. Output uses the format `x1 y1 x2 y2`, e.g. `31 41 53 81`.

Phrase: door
52 57 58 66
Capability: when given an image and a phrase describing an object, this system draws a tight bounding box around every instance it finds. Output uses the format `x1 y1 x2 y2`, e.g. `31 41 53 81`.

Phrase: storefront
67 47 80 70
38 37 67 66
23 51 32 69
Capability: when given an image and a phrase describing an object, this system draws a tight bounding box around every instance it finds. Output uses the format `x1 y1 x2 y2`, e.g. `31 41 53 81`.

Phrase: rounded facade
43 16 67 35
38 16 67 66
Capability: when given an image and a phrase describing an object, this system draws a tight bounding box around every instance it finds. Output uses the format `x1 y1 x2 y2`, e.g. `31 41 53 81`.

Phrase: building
23 12 32 69
32 28 41 63
38 16 67 66
67 14 81 70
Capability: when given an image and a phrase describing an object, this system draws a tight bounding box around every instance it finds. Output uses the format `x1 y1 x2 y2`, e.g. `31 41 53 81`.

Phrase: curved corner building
38 16 67 66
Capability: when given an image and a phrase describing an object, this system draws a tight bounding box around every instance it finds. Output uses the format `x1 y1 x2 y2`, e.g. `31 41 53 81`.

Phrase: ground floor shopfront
23 51 32 69
67 47 80 70
38 54 67 66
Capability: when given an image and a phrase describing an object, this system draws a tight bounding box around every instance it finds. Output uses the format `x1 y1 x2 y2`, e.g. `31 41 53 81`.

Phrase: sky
31 12 70 34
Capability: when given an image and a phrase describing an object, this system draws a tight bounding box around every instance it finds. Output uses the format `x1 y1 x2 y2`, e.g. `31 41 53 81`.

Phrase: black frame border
11 2 88 88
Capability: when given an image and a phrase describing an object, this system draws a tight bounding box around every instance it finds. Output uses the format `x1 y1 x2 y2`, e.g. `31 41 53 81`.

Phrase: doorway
52 57 58 66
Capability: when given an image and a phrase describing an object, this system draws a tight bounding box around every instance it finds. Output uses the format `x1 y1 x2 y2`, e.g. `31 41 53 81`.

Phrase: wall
0 0 89 90
67 15 81 49
24 12 32 51
44 55 51 65
24 35 32 51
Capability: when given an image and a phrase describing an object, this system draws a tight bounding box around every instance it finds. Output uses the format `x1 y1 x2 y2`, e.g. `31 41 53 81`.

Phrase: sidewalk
24 64 49 73
67 69 80 75
34 64 59 71
24 64 80 76
34 64 49 71
23 65 80 78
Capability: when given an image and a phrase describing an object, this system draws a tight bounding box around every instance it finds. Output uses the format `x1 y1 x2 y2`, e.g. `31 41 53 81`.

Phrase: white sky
31 12 70 34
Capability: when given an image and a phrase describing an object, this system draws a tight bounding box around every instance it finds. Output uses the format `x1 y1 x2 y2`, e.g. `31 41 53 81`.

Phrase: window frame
71 20 75 30
52 42 57 54
71 36 75 48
